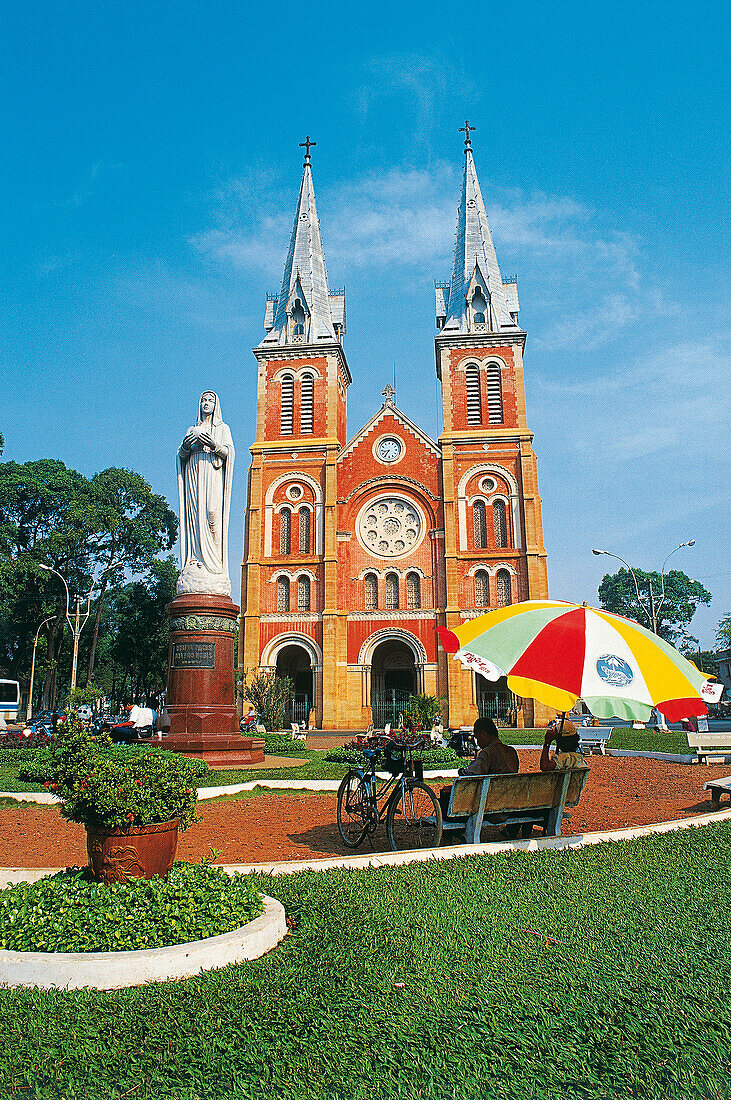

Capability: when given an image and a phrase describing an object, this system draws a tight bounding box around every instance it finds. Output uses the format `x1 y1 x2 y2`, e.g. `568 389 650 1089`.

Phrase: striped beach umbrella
438 600 713 722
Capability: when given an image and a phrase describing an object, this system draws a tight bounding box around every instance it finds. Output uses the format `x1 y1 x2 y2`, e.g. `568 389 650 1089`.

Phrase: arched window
299 508 311 554
496 570 512 607
475 570 489 608
292 298 306 337
385 573 399 610
277 576 290 612
465 365 482 424
473 499 487 549
406 572 421 610
472 285 488 327
280 374 294 434
493 499 508 548
297 575 311 612
280 508 291 555
300 373 314 434
364 573 378 610
486 364 503 424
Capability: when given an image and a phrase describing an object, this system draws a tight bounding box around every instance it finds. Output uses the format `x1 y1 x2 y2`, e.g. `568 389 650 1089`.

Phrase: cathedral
239 131 549 730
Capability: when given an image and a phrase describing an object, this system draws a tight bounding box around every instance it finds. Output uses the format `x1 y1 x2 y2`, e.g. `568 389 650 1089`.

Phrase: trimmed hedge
0 862 263 952
324 745 462 767
18 743 210 784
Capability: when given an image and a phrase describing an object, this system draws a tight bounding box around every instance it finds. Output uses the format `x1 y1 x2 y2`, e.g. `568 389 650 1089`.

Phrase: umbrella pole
558 712 566 738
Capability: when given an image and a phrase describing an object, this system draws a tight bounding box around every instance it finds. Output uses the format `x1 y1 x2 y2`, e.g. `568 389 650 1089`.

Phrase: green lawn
0 729 697 794
0 825 729 1099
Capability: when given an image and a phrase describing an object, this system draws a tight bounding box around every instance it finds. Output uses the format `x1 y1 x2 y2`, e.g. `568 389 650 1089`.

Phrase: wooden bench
687 731 731 764
703 776 731 806
577 728 612 755
442 769 590 844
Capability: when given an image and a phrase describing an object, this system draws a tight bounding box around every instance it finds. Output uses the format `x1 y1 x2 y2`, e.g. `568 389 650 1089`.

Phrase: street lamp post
26 616 54 722
591 540 696 634
38 565 92 693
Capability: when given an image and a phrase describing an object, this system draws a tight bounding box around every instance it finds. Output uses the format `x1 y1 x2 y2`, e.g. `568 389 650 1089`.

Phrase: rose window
357 497 424 558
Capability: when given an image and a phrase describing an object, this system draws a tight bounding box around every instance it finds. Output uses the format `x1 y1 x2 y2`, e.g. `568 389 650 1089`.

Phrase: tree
240 671 293 732
111 560 178 704
83 468 177 684
0 460 95 705
597 567 712 643
716 613 731 651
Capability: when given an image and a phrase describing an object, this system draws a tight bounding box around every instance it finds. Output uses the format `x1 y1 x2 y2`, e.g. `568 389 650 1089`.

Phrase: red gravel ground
0 752 729 868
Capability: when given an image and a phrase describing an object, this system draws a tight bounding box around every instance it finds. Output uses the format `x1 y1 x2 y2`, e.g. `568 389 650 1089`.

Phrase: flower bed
0 861 263 952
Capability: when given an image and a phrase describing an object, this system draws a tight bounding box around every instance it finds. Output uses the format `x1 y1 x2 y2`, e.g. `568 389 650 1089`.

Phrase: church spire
437 125 519 334
260 140 345 347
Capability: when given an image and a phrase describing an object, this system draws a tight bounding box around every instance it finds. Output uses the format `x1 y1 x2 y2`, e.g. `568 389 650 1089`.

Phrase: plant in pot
45 712 204 884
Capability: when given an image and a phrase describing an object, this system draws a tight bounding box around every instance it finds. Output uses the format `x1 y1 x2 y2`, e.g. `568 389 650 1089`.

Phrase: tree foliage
716 613 731 651
240 671 293 732
597 567 712 643
0 458 177 707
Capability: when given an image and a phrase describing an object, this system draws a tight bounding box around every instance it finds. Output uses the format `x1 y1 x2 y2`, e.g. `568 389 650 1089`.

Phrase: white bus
0 680 20 723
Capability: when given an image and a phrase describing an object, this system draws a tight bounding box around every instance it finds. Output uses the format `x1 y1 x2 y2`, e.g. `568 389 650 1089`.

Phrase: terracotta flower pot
86 818 180 885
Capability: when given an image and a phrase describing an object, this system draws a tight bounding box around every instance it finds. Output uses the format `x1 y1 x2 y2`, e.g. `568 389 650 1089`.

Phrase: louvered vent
300 374 314 434
486 365 503 424
280 374 294 435
465 366 482 425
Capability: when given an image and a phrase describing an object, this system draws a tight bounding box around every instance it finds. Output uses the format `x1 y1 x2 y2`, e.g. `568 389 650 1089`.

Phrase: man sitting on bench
540 718 589 772
439 717 519 839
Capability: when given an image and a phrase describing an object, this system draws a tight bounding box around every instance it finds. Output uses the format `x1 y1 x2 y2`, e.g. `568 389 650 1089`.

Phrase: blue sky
2 0 729 647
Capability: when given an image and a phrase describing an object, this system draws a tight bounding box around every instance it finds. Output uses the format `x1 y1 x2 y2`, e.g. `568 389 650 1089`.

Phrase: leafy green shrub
0 862 263 952
241 671 293 731
325 745 460 767
42 712 204 831
19 741 209 784
407 693 445 730
263 733 310 756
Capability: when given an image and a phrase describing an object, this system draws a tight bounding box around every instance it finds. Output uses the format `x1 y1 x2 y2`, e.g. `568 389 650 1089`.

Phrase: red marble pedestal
163 593 264 767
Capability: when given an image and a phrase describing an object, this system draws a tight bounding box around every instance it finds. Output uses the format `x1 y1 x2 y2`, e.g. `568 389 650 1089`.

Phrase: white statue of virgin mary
176 391 235 596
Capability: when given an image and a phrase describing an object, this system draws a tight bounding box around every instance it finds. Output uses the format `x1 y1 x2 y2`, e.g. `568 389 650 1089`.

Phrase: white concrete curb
214 806 731 876
0 894 286 990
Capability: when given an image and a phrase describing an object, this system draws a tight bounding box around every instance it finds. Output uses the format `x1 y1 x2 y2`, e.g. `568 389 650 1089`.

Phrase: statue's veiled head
197 391 222 425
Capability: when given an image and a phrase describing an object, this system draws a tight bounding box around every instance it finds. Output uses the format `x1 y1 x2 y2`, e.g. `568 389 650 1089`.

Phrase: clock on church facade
239 134 550 730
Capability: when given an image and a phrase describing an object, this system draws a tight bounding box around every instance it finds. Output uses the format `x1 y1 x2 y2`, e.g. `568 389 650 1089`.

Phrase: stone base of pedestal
163 592 264 766
154 734 265 768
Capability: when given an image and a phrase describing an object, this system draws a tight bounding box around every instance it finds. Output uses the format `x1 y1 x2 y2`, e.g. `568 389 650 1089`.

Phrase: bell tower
240 140 351 725
435 124 549 727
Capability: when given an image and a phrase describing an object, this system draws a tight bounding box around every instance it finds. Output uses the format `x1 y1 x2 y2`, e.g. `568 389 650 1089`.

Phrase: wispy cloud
191 161 661 349
537 335 731 462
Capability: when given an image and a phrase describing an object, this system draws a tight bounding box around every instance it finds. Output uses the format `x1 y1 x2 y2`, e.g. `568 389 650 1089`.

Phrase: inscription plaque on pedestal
172 641 216 669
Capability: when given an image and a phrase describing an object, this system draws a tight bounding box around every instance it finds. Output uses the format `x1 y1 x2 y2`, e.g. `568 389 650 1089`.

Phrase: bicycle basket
382 740 408 775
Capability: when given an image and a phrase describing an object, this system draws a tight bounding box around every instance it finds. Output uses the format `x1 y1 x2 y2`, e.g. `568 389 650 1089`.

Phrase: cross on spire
459 120 476 150
300 135 316 165
382 384 395 403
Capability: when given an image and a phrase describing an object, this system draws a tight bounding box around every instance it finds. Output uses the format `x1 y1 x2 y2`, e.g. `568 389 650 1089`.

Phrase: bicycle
336 735 443 851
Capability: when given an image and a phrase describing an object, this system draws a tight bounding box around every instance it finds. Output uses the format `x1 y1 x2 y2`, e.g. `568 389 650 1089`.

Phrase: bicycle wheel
387 782 443 851
337 770 370 848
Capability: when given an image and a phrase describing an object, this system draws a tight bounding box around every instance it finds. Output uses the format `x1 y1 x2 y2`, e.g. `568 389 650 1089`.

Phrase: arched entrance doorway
371 640 417 728
475 674 517 726
275 645 313 726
